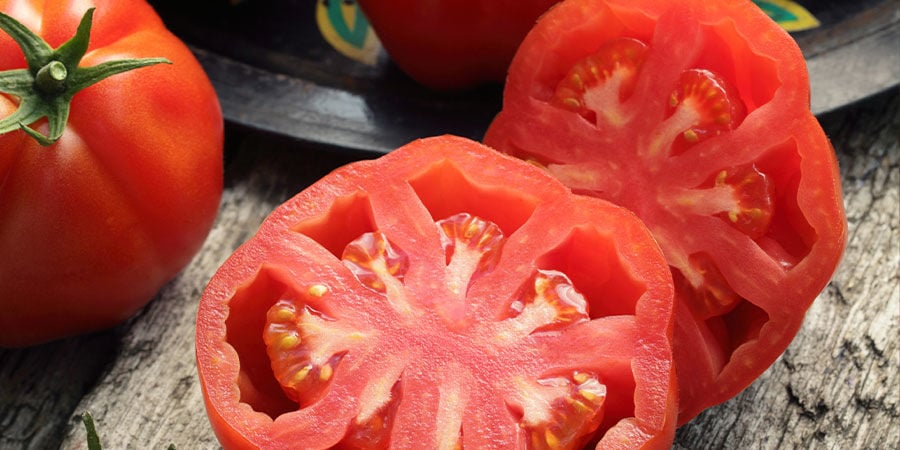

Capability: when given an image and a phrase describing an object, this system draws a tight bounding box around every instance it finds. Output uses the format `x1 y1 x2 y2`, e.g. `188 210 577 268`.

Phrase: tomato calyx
0 8 169 146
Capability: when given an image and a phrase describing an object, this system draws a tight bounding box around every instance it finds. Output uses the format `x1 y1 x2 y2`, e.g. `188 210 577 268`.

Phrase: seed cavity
510 372 607 450
263 299 369 406
681 252 742 318
553 37 649 126
343 231 409 294
437 213 506 297
498 270 590 343
664 164 773 240
342 231 415 316
660 68 746 157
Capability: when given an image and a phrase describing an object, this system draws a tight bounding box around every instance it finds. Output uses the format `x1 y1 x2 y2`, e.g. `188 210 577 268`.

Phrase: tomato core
261 213 613 449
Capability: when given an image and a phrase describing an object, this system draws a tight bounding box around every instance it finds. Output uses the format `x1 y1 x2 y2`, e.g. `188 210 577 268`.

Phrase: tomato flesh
196 136 677 449
484 0 846 423
265 213 608 448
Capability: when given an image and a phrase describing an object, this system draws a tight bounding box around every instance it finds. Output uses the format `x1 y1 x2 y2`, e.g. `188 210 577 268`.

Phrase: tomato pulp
196 136 676 449
484 0 847 423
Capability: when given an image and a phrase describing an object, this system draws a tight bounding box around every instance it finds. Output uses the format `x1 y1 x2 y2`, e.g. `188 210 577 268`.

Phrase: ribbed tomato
0 0 222 346
484 0 846 423
196 136 676 449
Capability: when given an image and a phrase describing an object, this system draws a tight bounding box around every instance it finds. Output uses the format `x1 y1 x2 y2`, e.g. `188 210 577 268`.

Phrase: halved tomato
196 135 676 448
484 0 846 423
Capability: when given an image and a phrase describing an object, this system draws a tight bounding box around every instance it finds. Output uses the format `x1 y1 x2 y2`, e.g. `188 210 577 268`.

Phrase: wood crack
785 383 831 421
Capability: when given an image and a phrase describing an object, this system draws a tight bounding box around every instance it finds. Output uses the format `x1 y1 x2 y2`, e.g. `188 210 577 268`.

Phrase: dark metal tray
149 0 899 154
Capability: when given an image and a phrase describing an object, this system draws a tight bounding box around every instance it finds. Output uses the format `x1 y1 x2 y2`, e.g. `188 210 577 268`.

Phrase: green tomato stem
0 8 171 146
35 61 68 95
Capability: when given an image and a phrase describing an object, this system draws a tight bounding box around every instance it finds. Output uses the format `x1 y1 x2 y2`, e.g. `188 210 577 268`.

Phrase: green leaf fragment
82 411 103 450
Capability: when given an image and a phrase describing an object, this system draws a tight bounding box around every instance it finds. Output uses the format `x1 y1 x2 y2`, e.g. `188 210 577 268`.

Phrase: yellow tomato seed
279 334 299 349
569 398 592 414
580 389 598 401
274 307 295 322
683 129 700 143
308 284 329 298
544 429 561 448
319 364 334 381
573 372 590 384
293 365 312 384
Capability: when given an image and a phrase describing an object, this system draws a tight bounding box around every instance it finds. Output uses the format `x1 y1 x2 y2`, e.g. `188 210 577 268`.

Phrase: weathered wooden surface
0 90 897 449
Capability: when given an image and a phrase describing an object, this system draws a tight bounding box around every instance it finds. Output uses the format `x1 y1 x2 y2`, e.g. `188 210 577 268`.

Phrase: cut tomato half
196 136 677 448
484 0 847 423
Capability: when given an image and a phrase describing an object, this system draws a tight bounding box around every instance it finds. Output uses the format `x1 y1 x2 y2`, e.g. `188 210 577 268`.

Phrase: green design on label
316 0 382 65
753 0 820 32
323 0 369 48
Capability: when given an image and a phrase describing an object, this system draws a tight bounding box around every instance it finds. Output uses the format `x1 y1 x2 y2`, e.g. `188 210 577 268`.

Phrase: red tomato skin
484 0 846 423
356 0 560 90
0 0 223 347
196 135 677 449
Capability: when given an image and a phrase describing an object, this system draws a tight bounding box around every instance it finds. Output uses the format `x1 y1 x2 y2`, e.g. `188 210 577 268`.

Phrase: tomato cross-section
196 136 677 449
484 0 847 423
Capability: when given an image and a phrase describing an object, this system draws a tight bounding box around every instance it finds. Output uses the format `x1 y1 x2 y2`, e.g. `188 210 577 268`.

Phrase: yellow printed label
753 0 820 32
315 0 382 66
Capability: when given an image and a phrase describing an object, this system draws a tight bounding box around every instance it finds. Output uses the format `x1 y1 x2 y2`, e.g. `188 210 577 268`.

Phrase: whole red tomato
197 135 676 449
484 0 847 423
356 0 559 90
0 0 223 347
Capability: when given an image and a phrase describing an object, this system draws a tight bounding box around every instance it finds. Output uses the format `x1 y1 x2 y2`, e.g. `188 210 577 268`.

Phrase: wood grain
1 91 896 449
